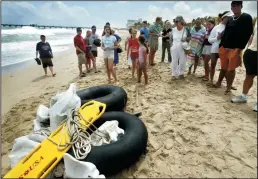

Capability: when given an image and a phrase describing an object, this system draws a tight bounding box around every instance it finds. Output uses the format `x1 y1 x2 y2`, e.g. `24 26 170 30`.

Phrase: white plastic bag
91 120 124 146
36 105 49 123
127 57 132 65
63 153 105 178
8 135 41 168
49 83 81 132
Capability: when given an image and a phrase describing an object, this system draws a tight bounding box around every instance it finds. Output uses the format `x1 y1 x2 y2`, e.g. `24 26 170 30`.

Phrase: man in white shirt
231 20 257 112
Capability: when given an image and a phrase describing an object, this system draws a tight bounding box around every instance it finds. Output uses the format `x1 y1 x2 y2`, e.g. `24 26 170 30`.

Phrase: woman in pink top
137 36 148 85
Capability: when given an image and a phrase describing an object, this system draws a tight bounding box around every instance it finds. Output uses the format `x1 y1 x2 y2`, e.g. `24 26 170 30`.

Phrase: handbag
117 46 122 53
181 28 192 55
35 58 41 65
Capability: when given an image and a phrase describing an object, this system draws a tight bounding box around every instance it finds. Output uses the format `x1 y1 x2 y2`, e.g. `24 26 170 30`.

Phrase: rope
35 108 110 160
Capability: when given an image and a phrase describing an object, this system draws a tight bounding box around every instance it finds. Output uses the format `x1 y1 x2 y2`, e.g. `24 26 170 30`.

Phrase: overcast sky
2 1 257 28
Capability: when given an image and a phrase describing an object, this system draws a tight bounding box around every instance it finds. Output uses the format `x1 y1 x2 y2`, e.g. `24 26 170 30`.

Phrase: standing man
36 35 56 77
213 1 253 94
148 17 162 66
161 21 172 63
140 21 149 44
232 20 257 111
74 27 87 77
91 25 100 72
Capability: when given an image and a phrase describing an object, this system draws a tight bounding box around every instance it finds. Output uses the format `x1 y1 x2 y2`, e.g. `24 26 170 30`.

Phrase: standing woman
207 11 232 85
170 16 190 79
111 29 122 66
187 18 206 75
202 18 216 81
161 21 172 63
101 25 119 84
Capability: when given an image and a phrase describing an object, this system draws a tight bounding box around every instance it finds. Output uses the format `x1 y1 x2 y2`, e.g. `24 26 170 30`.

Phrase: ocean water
1 26 103 67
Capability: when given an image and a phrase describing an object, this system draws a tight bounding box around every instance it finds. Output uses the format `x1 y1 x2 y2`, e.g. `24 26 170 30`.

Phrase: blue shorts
131 58 137 61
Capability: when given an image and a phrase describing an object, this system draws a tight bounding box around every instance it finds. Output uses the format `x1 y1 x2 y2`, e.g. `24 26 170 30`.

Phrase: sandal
224 90 232 95
202 78 209 81
80 74 86 77
52 73 56 77
231 86 237 90
206 82 213 87
211 83 221 88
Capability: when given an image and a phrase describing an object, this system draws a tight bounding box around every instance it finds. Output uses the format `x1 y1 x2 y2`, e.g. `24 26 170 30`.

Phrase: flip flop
231 86 237 90
202 78 209 81
52 74 56 77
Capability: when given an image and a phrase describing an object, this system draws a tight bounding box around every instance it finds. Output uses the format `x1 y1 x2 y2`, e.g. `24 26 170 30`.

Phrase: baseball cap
76 27 82 32
231 1 243 6
91 25 96 29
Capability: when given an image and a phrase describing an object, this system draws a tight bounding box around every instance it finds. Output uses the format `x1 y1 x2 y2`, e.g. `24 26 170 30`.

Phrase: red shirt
129 38 139 59
74 35 86 55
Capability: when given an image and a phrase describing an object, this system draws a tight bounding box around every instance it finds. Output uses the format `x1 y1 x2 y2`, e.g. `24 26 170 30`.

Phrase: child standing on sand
137 36 148 85
84 30 97 73
128 29 139 78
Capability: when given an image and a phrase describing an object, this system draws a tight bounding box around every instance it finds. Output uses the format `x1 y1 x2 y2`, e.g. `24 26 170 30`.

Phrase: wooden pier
1 24 89 29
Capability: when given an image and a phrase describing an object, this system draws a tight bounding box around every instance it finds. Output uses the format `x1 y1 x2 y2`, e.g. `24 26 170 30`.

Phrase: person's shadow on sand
32 75 48 82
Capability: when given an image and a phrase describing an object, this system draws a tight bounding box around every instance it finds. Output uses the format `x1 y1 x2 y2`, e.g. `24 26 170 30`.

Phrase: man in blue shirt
140 21 149 43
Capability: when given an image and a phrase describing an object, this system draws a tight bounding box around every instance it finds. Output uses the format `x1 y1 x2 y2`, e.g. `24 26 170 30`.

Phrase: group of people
35 1 257 112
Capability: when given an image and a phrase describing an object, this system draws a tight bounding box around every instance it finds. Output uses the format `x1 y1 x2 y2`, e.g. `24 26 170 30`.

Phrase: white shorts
202 45 212 55
103 53 114 59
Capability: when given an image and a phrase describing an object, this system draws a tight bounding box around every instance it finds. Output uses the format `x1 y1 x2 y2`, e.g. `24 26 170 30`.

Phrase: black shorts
41 58 53 68
243 49 257 76
91 51 97 57
210 53 219 58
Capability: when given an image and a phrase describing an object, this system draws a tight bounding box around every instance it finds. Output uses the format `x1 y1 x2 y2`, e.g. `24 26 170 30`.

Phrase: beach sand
1 30 257 178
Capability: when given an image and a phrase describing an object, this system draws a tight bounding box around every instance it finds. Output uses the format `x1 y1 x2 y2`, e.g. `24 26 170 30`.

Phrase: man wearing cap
148 17 162 66
140 21 149 44
36 35 56 77
213 1 253 94
91 25 100 65
74 27 87 77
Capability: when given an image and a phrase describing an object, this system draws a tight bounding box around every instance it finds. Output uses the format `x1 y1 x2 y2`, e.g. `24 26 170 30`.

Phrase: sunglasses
175 21 179 23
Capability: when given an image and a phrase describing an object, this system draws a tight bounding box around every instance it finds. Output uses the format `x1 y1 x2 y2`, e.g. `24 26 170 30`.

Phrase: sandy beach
1 30 257 178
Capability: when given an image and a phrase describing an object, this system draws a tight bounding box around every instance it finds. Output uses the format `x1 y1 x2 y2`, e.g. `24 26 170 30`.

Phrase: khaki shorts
77 53 86 65
103 53 114 64
149 36 159 51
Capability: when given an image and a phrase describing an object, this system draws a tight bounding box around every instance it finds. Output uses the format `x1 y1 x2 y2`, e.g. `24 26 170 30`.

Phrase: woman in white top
207 11 232 85
101 25 118 84
170 16 190 79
